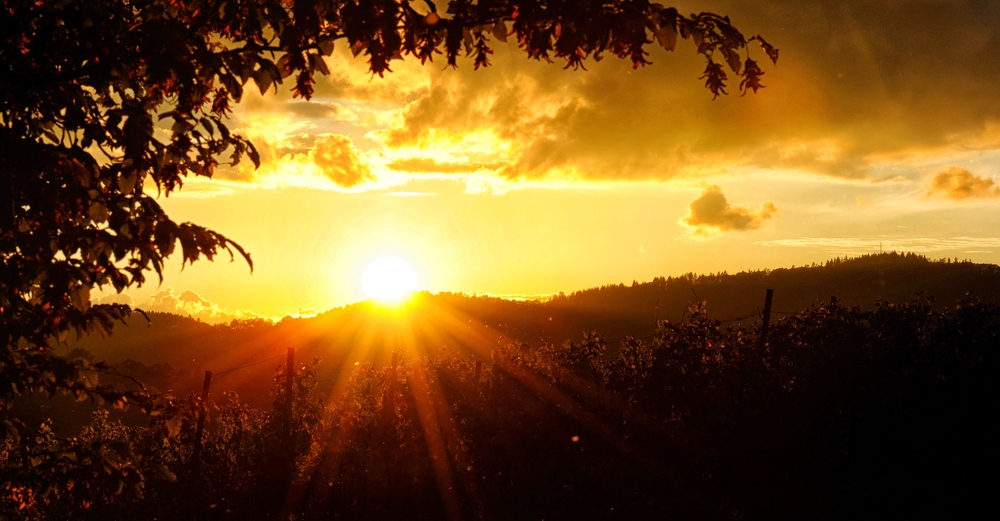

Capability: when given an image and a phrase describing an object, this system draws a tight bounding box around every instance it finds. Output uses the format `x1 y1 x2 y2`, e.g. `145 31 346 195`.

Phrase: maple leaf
755 35 780 64
740 58 765 95
293 71 315 100
700 60 728 99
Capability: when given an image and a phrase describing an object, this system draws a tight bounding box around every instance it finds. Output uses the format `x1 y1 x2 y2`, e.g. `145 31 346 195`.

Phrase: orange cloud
310 134 375 187
684 186 777 234
926 167 1000 200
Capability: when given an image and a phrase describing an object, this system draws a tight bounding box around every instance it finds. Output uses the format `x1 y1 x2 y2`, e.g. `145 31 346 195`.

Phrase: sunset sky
100 0 1000 322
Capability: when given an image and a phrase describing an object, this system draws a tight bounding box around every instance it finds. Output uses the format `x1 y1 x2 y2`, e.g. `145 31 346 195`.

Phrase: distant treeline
6 295 997 520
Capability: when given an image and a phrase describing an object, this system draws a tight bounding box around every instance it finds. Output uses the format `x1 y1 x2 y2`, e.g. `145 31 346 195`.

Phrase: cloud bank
138 288 263 324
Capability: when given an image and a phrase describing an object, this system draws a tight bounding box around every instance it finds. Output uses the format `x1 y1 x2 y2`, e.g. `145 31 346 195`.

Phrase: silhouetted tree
1 0 776 513
0 0 776 420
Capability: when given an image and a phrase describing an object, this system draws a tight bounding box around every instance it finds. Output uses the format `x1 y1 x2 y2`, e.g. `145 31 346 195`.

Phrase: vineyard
3 295 996 520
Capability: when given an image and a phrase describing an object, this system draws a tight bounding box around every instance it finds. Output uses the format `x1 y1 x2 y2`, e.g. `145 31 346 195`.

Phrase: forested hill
551 251 1000 337
63 252 1000 402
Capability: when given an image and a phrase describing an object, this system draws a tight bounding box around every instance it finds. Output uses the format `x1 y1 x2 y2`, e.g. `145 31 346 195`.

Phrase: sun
361 256 419 302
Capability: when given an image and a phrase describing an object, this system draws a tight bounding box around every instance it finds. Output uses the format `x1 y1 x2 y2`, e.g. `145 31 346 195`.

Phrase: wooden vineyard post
192 370 213 466
382 352 399 517
284 347 295 440
385 352 397 419
758 289 774 349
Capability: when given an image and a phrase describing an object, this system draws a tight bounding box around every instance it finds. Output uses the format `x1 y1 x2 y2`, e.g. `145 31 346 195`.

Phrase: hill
56 252 1000 405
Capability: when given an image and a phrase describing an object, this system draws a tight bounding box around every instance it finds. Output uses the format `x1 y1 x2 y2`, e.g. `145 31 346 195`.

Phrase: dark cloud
684 186 777 233
212 131 316 183
309 47 430 104
285 100 348 119
235 87 357 121
213 164 257 182
927 167 1000 200
310 134 375 187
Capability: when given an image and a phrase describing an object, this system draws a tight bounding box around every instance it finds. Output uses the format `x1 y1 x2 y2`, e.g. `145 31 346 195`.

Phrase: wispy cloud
387 157 507 174
382 191 435 197
759 237 1000 255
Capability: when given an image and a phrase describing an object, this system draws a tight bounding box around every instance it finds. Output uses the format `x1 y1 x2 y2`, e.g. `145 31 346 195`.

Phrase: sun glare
362 256 419 302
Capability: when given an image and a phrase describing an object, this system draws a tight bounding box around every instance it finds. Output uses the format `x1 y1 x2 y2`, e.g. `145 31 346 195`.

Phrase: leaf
276 54 294 79
740 58 765 95
251 69 273 95
154 463 177 482
170 119 190 135
691 28 704 47
77 365 99 388
71 284 92 312
200 117 215 137
756 35 779 64
492 21 508 42
89 202 109 223
309 53 330 76
723 47 742 74
166 416 183 437
2 421 21 445
318 36 335 56
65 158 92 189
655 24 677 52
247 141 261 168
238 62 253 84
700 60 728 99
257 58 283 84
220 73 243 101
118 173 138 193
350 40 366 57
463 28 474 53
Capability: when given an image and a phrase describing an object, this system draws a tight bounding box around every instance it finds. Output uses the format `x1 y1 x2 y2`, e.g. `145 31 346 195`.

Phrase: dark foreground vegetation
3 295 996 520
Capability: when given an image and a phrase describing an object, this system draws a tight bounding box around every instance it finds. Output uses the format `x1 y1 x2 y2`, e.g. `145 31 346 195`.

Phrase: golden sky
100 0 1000 322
